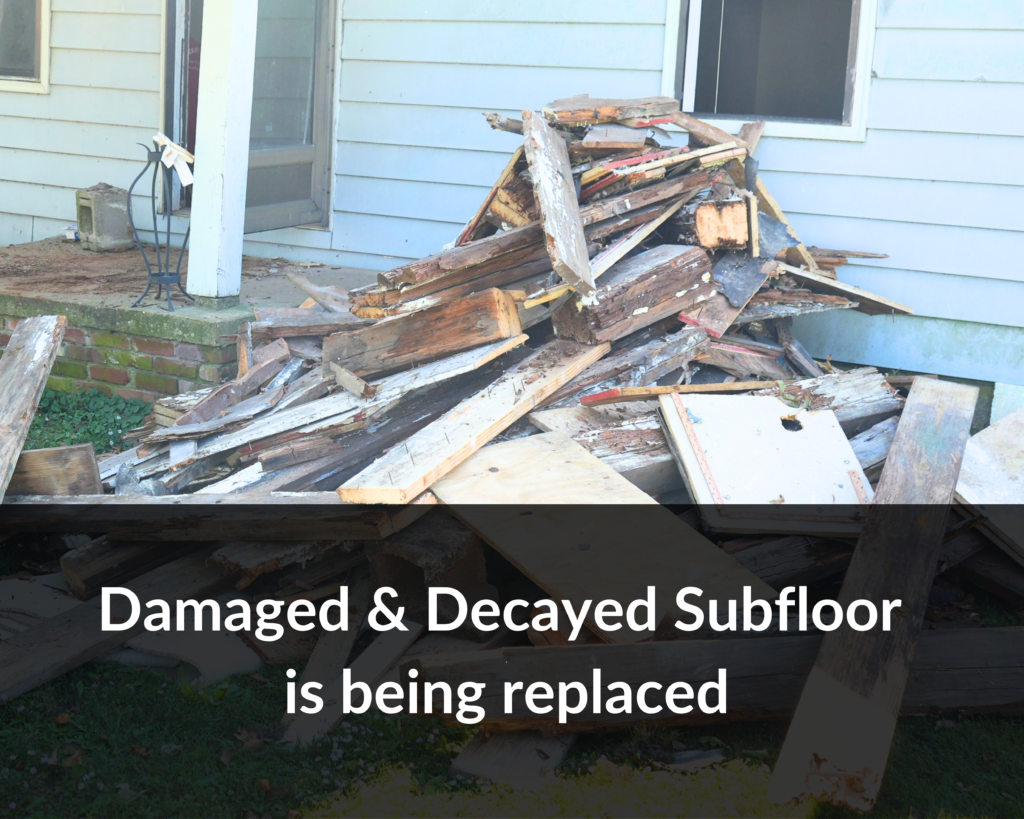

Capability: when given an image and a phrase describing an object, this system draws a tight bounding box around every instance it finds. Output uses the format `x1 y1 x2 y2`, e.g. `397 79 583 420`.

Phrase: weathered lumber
775 263 914 316
403 628 1024 733
675 198 750 250
955 406 1024 568
337 341 609 504
705 341 793 380
456 146 524 246
732 296 857 325
322 289 522 379
207 541 343 589
432 432 776 644
329 364 378 399
552 245 713 345
530 409 680 497
0 315 67 503
769 377 978 811
724 536 854 589
582 123 647 150
59 537 201 600
774 318 823 377
677 253 775 339
257 437 343 472
522 109 594 294
9 444 101 496
671 110 740 148
170 339 289 427
543 94 679 126
285 273 354 314
0 550 236 702
582 381 786 407
848 416 900 475
588 196 693 280
1 494 431 541
250 313 373 340
752 367 904 436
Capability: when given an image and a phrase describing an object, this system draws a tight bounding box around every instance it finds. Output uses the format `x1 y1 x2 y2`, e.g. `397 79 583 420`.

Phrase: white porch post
187 0 258 302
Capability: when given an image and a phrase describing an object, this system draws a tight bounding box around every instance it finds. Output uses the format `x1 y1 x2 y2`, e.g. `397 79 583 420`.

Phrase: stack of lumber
3 100 1020 805
2 97 910 502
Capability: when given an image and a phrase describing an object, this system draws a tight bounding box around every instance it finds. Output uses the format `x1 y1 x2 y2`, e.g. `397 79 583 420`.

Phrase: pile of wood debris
2 97 1023 807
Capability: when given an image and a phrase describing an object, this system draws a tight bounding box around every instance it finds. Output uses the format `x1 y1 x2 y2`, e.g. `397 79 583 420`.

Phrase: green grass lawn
0 656 1020 819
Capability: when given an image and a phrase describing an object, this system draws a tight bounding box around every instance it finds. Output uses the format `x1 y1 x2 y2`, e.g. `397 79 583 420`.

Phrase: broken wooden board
582 123 647 150
751 367 904 437
774 318 823 378
552 245 713 345
659 394 874 535
955 406 1024 568
0 550 236 701
582 381 790 407
60 537 201 600
769 377 978 811
848 416 900 477
450 731 576 791
724 535 854 589
250 313 373 340
8 444 101 496
322 289 522 379
431 432 776 643
328 364 377 399
775 263 914 316
403 627 1024 733
588 195 693 281
523 109 594 294
207 541 343 589
0 315 67 503
456 146 524 246
337 341 609 504
285 273 355 314
676 253 773 339
543 95 679 126
705 341 793 380
676 199 750 250
671 110 739 149
282 620 424 746
530 407 680 497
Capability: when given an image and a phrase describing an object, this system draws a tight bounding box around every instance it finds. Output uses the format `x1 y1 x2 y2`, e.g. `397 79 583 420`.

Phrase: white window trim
661 0 878 142
0 0 51 94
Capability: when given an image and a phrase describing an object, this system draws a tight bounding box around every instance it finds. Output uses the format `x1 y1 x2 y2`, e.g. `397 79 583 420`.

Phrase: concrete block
76 183 133 252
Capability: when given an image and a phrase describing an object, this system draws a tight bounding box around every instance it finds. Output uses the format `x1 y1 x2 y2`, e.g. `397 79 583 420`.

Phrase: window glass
0 0 39 79
694 0 854 123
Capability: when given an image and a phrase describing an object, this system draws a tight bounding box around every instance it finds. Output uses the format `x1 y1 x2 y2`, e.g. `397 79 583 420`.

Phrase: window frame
661 0 878 142
0 0 51 94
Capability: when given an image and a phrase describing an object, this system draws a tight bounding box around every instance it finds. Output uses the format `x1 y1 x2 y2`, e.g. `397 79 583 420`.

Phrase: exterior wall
0 0 165 245
1 0 1021 385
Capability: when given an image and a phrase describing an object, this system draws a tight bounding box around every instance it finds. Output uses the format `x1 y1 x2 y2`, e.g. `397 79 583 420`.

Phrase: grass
0 656 1020 818
25 389 151 456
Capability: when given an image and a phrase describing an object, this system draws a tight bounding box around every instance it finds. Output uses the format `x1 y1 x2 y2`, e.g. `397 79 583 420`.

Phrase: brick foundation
0 315 239 403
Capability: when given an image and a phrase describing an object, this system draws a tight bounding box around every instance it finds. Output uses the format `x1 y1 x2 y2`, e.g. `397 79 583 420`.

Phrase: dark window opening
0 0 41 80
690 0 858 124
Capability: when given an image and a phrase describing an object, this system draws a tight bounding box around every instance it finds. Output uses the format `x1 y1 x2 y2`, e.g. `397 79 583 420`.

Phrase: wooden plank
285 273 355 314
455 145 524 246
582 123 647 149
582 381 786 407
0 315 67 503
671 110 739 148
282 620 424 746
404 627 1024 733
848 416 900 474
776 263 913 316
705 341 793 380
251 314 373 340
9 444 101 496
588 195 692 280
337 341 608 504
329 364 378 399
676 253 774 339
322 289 522 379
543 95 679 126
774 319 823 378
207 541 343 590
552 245 713 345
59 537 201 600
522 109 594 294
0 550 236 702
432 432 776 643
769 377 979 811
955 406 1024 568
737 121 767 153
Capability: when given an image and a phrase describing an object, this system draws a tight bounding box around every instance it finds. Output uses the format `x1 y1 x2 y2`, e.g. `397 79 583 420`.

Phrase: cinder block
76 183 134 252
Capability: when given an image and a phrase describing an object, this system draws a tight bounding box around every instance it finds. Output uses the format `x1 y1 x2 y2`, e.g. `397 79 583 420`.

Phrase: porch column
187 0 258 303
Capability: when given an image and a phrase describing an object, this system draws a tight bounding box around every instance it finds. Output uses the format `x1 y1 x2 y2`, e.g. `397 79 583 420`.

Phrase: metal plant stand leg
128 142 194 312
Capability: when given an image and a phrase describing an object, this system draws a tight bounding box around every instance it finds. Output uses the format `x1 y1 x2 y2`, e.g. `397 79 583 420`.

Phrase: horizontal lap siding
327 4 666 269
0 4 161 241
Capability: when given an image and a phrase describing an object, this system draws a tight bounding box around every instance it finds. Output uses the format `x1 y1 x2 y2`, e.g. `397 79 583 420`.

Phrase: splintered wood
769 378 979 811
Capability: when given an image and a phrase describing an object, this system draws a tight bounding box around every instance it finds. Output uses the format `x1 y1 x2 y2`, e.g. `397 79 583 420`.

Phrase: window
665 0 877 140
0 0 50 93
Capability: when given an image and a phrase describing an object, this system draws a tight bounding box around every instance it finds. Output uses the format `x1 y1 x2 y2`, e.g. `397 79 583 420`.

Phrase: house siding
0 0 1021 384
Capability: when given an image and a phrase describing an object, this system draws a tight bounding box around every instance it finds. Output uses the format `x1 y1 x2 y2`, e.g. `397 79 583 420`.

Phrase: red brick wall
0 316 238 403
